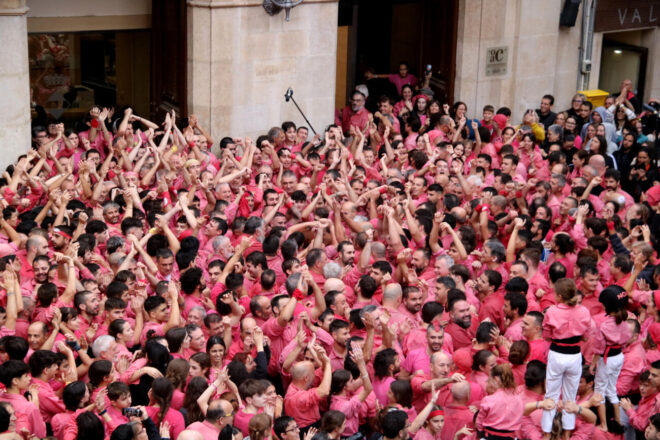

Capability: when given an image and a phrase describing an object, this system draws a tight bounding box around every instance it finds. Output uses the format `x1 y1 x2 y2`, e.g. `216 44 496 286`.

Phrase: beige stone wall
0 0 31 171
26 0 151 17
187 0 338 150
455 0 583 122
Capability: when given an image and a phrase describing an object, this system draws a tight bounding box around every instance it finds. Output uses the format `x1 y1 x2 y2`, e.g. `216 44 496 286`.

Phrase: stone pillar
0 0 30 170
187 0 339 151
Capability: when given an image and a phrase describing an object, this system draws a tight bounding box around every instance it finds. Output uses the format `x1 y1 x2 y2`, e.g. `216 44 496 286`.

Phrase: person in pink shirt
145 377 185 440
590 285 632 430
400 324 447 378
503 292 527 341
283 344 332 430
541 278 592 436
373 348 401 406
439 380 475 440
475 364 524 439
617 319 647 397
620 370 660 433
28 349 66 423
522 312 550 364
329 344 372 437
234 379 269 436
0 360 46 438
187 398 235 439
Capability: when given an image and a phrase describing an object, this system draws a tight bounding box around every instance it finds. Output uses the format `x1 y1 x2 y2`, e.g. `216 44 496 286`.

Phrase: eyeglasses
572 99 583 103
285 426 300 433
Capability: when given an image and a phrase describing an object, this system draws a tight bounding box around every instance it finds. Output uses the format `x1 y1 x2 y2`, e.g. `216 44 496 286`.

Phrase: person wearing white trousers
542 349 583 432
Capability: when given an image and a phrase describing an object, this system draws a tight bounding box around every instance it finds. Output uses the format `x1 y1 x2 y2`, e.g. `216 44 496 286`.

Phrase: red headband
53 228 72 240
428 410 445 419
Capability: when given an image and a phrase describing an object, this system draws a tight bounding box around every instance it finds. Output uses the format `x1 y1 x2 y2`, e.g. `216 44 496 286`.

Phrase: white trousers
542 350 582 432
594 352 624 404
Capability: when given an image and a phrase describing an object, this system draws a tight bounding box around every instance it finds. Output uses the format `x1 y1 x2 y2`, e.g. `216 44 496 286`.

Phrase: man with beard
410 249 435 282
397 285 424 330
337 241 355 267
50 225 72 253
102 201 122 235
373 348 401 406
19 235 49 283
242 217 265 256
503 292 527 341
74 290 102 341
22 255 50 299
599 168 634 212
328 319 351 370
209 235 233 265
336 91 371 134
400 324 447 379
475 270 504 331
444 296 478 350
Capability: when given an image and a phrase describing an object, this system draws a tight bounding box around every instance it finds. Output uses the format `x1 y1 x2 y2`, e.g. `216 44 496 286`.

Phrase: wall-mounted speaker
560 0 582 27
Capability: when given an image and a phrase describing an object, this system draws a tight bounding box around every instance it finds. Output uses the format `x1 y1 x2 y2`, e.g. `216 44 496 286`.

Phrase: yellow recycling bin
578 89 610 108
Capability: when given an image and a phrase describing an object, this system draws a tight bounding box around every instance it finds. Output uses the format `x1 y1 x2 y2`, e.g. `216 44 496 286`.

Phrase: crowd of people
0 64 658 440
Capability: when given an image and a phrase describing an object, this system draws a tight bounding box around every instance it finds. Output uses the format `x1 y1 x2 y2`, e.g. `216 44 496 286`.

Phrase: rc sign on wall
486 46 508 76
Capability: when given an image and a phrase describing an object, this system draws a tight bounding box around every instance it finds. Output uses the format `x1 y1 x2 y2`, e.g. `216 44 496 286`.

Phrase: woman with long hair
165 327 190 360
189 352 211 380
164 358 189 410
182 376 209 425
563 116 582 149
587 135 616 169
145 378 184 440
207 335 227 371
393 85 415 118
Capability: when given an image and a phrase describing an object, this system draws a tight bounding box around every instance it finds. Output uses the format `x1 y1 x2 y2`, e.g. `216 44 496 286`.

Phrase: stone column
0 0 30 170
187 0 339 151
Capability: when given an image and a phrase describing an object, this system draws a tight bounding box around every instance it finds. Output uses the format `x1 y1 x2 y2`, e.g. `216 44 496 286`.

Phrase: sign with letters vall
485 46 508 76
594 0 660 32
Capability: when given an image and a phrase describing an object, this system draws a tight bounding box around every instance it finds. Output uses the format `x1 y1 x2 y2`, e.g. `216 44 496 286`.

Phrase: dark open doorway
338 0 458 110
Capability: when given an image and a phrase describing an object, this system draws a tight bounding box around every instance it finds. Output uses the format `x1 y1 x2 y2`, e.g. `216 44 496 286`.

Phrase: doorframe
600 39 648 98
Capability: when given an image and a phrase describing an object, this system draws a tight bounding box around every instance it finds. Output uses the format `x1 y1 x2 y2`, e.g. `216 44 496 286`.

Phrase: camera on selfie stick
284 88 317 135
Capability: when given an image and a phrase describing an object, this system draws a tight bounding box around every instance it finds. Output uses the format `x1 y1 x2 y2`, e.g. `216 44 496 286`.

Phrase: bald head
177 431 204 440
450 207 467 223
451 380 471 404
324 278 345 294
587 155 605 174
291 361 314 382
371 242 386 259
383 283 402 302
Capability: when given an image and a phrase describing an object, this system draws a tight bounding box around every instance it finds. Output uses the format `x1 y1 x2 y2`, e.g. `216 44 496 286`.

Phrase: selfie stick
284 88 317 135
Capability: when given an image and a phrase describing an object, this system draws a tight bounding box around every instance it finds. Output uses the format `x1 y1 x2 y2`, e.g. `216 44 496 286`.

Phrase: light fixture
613 49 622 54
263 0 304 21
